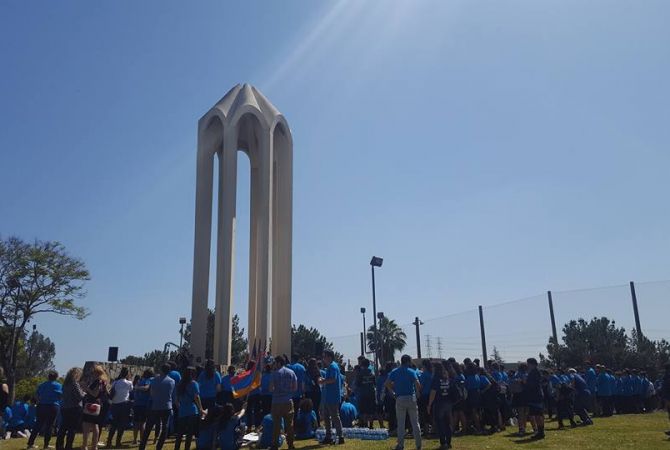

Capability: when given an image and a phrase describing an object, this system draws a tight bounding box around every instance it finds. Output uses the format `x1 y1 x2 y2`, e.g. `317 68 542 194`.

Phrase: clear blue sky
2 1 669 371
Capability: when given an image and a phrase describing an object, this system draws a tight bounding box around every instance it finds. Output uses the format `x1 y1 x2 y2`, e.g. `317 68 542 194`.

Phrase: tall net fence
324 280 670 366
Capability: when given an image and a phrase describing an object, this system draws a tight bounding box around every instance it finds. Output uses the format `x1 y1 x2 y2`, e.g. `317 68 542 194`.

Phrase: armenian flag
231 340 264 399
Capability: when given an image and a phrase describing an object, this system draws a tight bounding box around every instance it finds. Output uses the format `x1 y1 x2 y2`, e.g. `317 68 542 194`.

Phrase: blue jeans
395 395 421 449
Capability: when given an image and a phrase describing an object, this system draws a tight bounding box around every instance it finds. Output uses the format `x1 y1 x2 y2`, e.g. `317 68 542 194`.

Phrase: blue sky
2 1 669 371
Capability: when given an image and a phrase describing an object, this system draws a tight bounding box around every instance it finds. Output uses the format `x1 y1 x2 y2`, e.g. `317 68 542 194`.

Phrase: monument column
213 128 238 365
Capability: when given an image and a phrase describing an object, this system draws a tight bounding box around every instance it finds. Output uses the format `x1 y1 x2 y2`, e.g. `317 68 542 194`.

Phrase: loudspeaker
108 346 119 362
314 342 324 357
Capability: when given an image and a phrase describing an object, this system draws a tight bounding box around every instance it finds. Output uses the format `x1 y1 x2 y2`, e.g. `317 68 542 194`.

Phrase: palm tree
367 316 407 364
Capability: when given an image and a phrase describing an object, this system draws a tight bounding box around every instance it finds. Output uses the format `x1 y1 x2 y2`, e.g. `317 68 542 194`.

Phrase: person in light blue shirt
596 365 613 417
9 397 29 435
339 398 358 428
197 360 222 410
257 414 283 449
320 350 344 444
27 371 62 448
417 360 433 433
295 398 317 440
220 366 236 405
217 403 246 450
175 367 203 450
289 355 306 408
139 364 175 450
260 364 273 420
386 355 422 450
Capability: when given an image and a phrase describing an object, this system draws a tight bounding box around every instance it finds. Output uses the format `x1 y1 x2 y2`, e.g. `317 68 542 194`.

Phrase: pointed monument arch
190 84 292 365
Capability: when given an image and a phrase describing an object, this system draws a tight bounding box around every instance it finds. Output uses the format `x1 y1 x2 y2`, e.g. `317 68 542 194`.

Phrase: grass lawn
4 412 669 450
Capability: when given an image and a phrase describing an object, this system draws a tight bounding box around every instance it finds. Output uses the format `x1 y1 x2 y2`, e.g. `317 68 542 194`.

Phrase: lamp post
360 307 367 356
370 256 383 370
179 317 187 350
377 311 385 365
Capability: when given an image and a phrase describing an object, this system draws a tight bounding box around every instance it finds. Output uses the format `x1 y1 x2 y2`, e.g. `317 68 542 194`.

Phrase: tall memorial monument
190 84 292 365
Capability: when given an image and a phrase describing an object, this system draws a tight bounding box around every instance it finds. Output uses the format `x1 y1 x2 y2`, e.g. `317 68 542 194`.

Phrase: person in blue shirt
417 359 433 434
596 365 613 417
8 396 29 437
132 369 154 445
27 370 62 448
288 355 306 416
569 368 593 426
217 402 246 450
295 398 317 440
260 364 273 421
257 414 283 449
584 363 597 413
3 405 12 439
196 404 221 450
319 350 344 445
175 367 203 450
385 354 422 450
198 360 222 411
339 397 358 428
139 364 175 450
220 366 236 405
270 355 297 449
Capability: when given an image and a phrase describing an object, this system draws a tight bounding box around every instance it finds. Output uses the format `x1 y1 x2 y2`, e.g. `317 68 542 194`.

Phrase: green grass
4 413 669 450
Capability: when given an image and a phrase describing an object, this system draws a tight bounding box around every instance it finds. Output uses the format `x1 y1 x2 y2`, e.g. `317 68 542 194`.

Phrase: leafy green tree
0 237 89 401
15 329 55 380
367 316 407 364
491 346 505 366
291 325 341 362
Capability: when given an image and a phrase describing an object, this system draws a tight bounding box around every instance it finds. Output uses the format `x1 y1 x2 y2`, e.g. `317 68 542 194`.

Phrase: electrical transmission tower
436 337 444 359
425 335 433 358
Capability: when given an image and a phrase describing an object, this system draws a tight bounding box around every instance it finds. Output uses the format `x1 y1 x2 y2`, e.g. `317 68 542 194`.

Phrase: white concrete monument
190 84 292 365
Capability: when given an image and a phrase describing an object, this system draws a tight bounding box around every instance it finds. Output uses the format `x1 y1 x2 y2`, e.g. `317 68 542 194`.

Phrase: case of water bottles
315 427 389 441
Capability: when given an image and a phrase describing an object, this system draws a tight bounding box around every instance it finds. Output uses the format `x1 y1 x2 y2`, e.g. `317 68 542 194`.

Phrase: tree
367 316 407 364
230 314 248 365
15 329 56 380
491 346 505 366
0 237 89 401
121 349 174 371
544 316 670 377
291 325 342 362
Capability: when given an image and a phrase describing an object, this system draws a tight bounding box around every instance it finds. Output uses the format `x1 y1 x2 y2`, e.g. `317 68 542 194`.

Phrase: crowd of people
1 355 669 450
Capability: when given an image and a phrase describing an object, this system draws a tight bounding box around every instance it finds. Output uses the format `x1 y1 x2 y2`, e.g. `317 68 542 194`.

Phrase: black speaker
108 346 119 362
314 342 324 357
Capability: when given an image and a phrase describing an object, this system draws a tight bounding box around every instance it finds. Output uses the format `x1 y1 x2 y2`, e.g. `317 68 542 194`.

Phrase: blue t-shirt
259 414 283 448
288 363 306 397
3 406 11 424
217 418 240 450
419 370 433 397
221 374 233 393
37 380 63 405
295 410 317 439
573 374 589 394
479 375 491 390
585 368 597 392
178 381 200 417
169 370 182 384
339 401 357 427
596 373 611 396
134 377 152 407
150 375 175 410
10 401 28 428
464 374 481 392
260 372 273 395
322 362 342 405
388 366 419 397
197 371 222 399
25 404 36 427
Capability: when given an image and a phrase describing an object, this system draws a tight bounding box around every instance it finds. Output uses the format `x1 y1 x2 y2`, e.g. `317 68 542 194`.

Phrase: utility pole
425 335 433 358
478 305 488 363
413 317 423 359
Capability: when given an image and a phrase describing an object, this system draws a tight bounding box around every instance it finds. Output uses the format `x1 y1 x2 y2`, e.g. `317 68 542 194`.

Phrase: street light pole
360 307 367 355
179 317 187 351
370 256 383 370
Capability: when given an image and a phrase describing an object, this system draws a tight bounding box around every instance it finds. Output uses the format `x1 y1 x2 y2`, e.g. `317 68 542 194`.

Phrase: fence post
478 305 488 362
629 281 643 337
547 290 558 345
